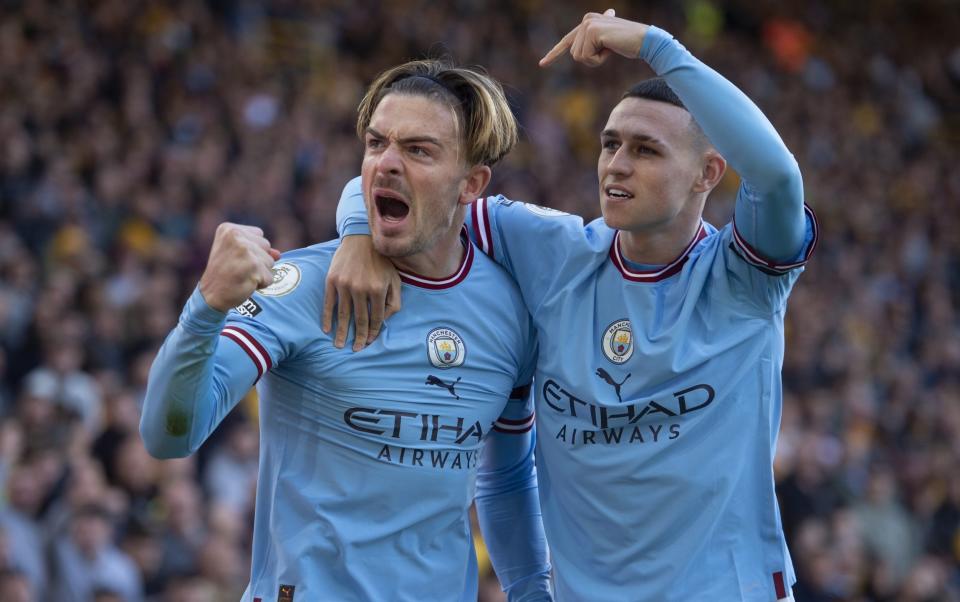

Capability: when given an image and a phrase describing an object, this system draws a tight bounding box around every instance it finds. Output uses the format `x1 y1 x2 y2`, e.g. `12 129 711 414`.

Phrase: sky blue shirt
140 236 551 602
337 26 818 602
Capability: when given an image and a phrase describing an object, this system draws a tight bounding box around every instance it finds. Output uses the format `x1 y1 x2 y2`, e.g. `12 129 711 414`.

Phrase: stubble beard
373 230 426 259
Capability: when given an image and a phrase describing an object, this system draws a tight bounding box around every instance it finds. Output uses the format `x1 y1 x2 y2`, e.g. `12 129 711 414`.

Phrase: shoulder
258 240 339 296
476 195 613 253
699 212 817 277
469 242 520 289
458 243 531 319
693 221 726 253
480 194 584 229
276 240 339 276
688 221 744 275
690 220 806 313
230 240 338 319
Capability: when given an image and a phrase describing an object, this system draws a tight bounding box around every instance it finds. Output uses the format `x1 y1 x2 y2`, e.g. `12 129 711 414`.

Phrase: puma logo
425 375 461 399
595 367 631 403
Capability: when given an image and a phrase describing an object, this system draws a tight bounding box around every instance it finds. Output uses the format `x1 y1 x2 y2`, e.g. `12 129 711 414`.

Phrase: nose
376 142 403 177
605 146 633 178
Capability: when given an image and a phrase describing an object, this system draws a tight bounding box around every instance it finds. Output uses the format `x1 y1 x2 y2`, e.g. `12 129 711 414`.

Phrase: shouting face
361 93 476 262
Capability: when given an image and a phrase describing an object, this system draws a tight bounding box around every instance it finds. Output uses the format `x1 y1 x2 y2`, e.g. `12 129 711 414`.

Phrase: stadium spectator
50 503 142 602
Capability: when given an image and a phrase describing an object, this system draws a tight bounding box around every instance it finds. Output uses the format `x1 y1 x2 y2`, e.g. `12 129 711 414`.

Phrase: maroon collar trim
397 228 474 289
609 223 707 282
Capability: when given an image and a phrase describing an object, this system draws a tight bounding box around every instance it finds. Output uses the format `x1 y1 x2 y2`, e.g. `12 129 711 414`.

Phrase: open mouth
374 190 410 222
605 185 634 200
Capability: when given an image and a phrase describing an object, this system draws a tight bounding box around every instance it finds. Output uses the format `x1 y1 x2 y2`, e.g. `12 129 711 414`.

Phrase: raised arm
140 290 259 458
140 224 279 458
541 11 806 261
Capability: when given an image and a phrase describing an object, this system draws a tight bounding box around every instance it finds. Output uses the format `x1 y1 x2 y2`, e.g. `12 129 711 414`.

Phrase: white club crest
427 327 466 369
257 262 301 297
601 319 634 364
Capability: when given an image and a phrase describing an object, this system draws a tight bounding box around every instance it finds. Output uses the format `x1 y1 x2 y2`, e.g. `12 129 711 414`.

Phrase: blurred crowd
1 0 958 600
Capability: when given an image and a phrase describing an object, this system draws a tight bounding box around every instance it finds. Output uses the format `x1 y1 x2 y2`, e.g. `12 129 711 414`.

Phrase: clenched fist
199 223 282 312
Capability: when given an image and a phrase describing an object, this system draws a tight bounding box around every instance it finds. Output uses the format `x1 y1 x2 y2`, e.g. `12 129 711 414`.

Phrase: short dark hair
622 77 686 109
621 78 709 149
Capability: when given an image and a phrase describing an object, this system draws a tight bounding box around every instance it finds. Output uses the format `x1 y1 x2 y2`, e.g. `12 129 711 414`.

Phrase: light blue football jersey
336 25 818 602
140 235 551 602
466 196 816 602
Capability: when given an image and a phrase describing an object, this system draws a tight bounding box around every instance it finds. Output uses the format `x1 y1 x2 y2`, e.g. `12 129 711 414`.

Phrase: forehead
369 93 459 144
603 97 693 144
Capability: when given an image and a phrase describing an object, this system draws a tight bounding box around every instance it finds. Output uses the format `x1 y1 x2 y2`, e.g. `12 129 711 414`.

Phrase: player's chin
599 201 633 230
371 232 414 259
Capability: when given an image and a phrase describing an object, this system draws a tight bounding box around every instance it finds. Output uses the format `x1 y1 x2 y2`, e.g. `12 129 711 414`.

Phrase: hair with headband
356 59 518 166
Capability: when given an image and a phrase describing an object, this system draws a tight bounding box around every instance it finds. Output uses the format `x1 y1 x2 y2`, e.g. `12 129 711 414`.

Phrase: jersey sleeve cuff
732 204 819 275
180 287 228 334
493 413 535 435
341 221 372 237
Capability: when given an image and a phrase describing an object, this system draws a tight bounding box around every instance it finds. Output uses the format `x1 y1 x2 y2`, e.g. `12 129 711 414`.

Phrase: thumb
384 276 402 319
604 8 615 16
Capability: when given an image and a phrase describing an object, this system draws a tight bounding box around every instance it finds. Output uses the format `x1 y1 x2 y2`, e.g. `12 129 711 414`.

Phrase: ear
692 151 726 194
458 165 492 206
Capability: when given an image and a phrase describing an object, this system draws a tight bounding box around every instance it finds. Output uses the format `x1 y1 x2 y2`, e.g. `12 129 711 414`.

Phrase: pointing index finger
539 27 578 67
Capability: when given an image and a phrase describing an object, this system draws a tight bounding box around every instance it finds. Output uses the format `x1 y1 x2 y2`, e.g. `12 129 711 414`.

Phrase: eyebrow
365 127 444 147
601 129 665 146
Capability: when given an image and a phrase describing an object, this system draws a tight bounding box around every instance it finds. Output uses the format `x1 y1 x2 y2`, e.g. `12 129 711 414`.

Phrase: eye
601 139 620 151
408 145 429 157
366 137 384 150
636 145 657 156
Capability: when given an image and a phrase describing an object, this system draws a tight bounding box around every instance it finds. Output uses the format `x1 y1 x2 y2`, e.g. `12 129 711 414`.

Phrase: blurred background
1 0 958 600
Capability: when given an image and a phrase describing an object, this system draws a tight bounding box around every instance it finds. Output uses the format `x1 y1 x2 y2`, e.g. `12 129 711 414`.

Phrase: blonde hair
356 59 518 166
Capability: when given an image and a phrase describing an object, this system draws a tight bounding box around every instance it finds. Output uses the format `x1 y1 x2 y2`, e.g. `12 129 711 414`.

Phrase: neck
392 222 465 278
619 217 703 265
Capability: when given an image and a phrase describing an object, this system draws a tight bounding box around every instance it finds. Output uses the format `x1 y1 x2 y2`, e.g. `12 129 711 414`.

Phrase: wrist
341 223 372 237
634 23 650 58
180 286 229 335
197 282 232 314
638 25 671 62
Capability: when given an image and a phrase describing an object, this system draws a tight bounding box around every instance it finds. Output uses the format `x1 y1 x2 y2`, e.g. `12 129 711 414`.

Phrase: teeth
607 189 631 198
